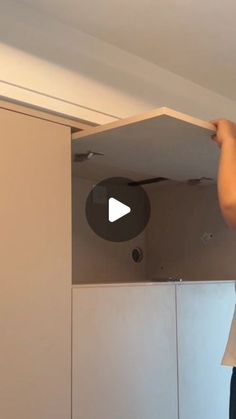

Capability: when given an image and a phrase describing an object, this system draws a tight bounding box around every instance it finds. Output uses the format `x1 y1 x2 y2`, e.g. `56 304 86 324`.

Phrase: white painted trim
0 80 117 125
72 280 236 289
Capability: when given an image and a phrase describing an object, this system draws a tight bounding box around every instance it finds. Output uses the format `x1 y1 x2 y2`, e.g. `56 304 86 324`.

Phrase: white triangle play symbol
108 197 131 223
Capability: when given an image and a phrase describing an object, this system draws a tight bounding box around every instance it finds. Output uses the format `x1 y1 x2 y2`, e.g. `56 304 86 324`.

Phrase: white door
177 282 235 419
72 284 178 419
0 108 71 419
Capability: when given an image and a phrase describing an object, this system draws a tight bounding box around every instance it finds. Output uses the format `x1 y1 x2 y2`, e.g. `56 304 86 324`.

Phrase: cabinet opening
72 172 236 284
71 107 236 284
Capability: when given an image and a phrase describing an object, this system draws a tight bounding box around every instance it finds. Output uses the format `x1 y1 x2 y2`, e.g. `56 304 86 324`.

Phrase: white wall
1 0 236 124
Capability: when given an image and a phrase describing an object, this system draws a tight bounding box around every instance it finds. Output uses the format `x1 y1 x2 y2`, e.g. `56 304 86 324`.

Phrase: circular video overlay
85 177 151 242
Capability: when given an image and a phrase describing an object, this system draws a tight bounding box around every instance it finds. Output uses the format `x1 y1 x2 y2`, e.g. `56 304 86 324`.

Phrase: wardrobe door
72 107 216 182
0 108 71 419
177 282 234 419
72 284 178 419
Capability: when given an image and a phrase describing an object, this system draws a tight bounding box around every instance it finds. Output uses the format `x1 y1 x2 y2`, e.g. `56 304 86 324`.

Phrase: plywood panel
72 107 218 181
0 108 71 419
72 284 178 419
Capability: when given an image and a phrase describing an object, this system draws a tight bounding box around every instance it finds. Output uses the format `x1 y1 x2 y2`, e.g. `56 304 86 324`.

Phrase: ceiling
19 0 236 101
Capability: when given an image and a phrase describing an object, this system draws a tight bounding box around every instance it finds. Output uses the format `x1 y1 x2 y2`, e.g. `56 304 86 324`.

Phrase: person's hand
211 119 236 148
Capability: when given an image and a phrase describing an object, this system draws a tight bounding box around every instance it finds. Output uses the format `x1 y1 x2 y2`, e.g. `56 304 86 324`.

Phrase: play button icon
85 177 151 242
108 198 131 222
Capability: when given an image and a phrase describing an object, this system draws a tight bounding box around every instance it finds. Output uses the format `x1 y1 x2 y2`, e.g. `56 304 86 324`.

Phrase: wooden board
72 107 218 181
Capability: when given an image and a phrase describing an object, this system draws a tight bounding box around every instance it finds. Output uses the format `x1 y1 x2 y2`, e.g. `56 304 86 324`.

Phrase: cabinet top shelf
72 106 218 181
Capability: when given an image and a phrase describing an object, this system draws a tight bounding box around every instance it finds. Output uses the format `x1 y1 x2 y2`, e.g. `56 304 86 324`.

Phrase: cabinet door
72 284 178 419
177 282 235 419
72 107 217 181
0 108 71 419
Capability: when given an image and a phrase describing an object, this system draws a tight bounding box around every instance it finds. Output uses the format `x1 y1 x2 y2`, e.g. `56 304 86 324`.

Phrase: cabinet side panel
0 109 71 419
72 284 178 419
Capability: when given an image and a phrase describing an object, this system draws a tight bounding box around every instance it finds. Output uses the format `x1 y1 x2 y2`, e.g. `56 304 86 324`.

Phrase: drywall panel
72 284 178 419
72 108 218 181
0 108 71 419
177 282 234 419
72 177 146 283
146 182 236 281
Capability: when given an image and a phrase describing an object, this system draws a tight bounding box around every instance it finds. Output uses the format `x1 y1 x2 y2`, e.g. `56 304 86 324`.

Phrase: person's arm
212 119 236 229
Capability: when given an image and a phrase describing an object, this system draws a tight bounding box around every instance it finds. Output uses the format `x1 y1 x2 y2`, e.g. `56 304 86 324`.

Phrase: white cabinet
72 282 234 419
72 107 232 286
1 100 232 419
70 105 236 419
72 284 178 419
177 282 234 419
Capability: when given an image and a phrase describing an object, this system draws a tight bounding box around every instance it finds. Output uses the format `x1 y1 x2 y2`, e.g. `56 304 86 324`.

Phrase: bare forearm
218 137 236 204
218 137 236 227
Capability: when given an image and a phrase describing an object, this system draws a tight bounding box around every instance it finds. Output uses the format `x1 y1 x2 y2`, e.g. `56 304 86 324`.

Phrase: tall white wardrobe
0 102 235 419
0 103 86 419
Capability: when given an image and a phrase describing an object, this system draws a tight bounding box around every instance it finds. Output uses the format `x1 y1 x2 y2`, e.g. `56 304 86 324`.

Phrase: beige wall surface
0 108 71 419
146 182 236 281
73 178 236 284
72 177 146 284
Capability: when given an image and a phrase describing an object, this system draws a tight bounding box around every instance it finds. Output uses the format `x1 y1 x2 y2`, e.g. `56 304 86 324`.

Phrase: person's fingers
210 120 219 127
